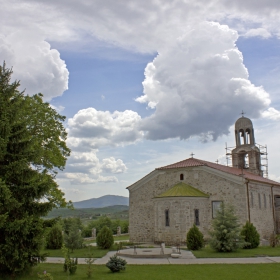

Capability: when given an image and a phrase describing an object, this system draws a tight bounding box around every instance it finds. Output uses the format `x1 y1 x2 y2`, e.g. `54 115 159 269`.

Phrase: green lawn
114 234 129 241
3 263 280 280
83 234 129 245
42 245 118 258
192 246 280 258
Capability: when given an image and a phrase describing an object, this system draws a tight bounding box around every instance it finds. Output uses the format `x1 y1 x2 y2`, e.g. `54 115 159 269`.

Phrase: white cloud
262 107 280 120
67 108 143 150
137 22 271 141
243 28 272 38
62 172 118 184
0 30 69 101
2 0 280 55
60 150 127 184
101 157 127 174
50 104 65 113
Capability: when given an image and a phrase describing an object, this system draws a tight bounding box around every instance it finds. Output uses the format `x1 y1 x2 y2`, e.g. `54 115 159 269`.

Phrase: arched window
251 192 254 207
258 193 261 209
264 194 266 208
165 209 170 227
269 195 272 208
180 174 184 180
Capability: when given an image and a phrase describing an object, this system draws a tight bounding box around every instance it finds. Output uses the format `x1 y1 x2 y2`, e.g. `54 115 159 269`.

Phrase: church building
127 116 280 244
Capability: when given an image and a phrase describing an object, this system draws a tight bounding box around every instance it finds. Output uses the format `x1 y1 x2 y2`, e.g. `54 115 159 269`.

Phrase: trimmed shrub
106 255 127 273
96 226 114 249
241 221 260 249
186 224 204 250
46 224 63 249
209 202 244 252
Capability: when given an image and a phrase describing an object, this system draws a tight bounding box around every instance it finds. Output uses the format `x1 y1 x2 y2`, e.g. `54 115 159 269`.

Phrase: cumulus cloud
0 30 69 101
137 22 271 141
2 0 280 55
101 157 127 174
59 150 127 184
67 108 143 150
262 107 280 120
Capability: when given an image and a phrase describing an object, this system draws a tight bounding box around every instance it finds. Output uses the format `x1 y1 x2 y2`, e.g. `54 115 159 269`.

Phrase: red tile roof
156 158 280 186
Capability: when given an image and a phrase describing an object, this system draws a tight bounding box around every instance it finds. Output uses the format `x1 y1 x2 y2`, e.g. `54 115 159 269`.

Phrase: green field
45 205 128 220
192 246 280 258
3 263 280 280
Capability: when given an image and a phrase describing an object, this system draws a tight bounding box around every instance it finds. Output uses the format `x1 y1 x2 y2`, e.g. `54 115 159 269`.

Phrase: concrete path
45 248 280 265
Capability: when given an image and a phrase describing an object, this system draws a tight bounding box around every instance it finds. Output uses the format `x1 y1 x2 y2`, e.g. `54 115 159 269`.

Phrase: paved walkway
45 247 280 265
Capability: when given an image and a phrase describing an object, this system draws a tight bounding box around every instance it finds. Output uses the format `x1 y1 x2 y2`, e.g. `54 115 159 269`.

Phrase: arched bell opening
239 129 245 145
245 128 251 145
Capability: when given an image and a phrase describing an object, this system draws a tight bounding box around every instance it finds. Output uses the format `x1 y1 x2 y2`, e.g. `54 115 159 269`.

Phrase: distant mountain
73 195 129 209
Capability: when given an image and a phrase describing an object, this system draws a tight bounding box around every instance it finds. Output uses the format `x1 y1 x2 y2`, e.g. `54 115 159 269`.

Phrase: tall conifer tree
0 63 70 276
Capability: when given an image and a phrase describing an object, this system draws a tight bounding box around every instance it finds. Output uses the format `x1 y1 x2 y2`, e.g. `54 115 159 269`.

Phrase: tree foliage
241 221 260 249
106 254 127 273
186 224 204 250
209 202 244 252
83 216 129 237
64 224 84 252
96 226 114 249
46 224 63 249
0 63 70 276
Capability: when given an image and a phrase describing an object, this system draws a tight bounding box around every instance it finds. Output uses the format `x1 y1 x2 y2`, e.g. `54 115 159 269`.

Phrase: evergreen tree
0 63 70 276
241 221 260 249
46 224 63 249
209 202 244 252
64 224 84 252
96 226 114 249
186 224 204 250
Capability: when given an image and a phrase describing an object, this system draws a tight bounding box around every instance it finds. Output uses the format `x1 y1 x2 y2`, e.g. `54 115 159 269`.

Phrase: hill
73 195 129 208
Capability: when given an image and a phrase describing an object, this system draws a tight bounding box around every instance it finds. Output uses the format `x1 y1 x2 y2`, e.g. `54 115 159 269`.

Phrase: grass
42 245 118 258
43 236 129 258
83 234 129 245
114 234 129 241
3 263 280 280
192 246 280 258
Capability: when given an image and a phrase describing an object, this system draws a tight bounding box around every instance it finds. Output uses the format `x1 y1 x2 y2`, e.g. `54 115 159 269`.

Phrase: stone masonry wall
154 197 209 244
129 167 251 243
249 182 275 238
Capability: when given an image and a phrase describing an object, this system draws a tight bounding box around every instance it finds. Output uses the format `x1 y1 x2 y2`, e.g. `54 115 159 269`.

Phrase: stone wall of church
154 197 209 244
129 167 251 243
248 182 275 238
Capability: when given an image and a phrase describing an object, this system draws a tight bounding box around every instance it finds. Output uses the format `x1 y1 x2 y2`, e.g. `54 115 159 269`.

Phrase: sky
1 0 280 202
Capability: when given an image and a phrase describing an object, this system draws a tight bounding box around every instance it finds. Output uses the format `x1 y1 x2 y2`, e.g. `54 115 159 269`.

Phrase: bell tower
232 116 263 176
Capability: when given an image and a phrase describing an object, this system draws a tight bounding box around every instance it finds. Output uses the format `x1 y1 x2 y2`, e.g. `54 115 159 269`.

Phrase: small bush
46 224 63 249
106 255 127 273
270 233 280 247
85 254 94 278
96 226 114 249
38 271 53 280
186 224 204 250
241 221 260 249
61 244 78 275
63 258 78 275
